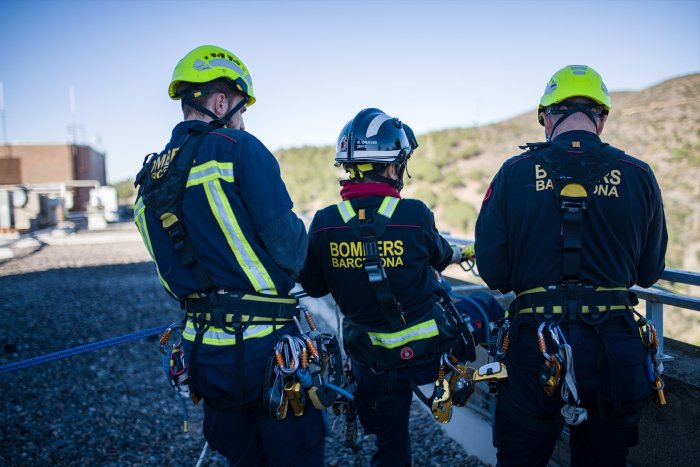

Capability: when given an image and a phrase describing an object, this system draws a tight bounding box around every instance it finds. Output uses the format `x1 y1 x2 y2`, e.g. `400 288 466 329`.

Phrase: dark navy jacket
475 130 667 294
300 191 454 328
135 120 306 299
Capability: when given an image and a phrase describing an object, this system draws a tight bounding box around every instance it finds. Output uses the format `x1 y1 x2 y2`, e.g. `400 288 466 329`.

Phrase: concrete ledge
628 338 700 467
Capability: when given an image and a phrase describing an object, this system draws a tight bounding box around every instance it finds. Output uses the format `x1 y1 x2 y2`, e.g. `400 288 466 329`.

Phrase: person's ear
214 93 228 117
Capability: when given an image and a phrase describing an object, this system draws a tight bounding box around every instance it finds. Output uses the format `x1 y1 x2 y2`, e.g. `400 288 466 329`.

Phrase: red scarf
340 181 401 200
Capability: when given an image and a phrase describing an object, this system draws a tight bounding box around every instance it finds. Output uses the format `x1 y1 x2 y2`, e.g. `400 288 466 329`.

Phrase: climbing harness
341 198 406 330
135 120 225 295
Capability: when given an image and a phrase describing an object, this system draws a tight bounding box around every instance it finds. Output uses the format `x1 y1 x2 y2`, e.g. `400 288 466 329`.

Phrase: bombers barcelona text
329 240 404 268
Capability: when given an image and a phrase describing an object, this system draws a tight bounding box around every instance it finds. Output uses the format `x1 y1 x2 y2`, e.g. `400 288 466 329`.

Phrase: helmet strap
181 85 249 128
546 103 605 141
220 96 249 127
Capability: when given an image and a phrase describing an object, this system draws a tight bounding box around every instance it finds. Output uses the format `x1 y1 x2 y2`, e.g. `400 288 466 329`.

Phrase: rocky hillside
277 73 700 274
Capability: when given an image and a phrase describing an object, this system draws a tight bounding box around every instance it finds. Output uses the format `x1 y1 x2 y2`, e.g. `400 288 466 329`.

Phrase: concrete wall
628 338 700 467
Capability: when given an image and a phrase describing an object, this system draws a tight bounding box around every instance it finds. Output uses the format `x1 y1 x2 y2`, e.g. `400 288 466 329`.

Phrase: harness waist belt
509 285 637 317
184 292 299 321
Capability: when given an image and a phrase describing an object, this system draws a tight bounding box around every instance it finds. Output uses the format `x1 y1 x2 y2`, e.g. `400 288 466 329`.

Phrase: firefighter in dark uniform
134 45 324 466
475 65 668 467
300 108 502 466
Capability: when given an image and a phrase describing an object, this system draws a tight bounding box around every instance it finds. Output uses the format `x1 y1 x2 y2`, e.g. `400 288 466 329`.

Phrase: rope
0 325 168 374
195 441 209 467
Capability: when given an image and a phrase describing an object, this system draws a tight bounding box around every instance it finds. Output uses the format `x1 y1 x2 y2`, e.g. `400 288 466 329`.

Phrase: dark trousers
352 357 441 467
494 313 649 467
187 352 326 466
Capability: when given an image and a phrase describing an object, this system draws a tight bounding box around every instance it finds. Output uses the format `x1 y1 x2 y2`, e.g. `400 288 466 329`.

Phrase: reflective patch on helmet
569 65 589 75
543 79 557 95
193 58 212 71
209 58 246 78
366 114 392 138
601 82 609 96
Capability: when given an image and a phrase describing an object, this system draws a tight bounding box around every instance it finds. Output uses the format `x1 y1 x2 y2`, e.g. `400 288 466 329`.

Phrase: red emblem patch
399 347 414 360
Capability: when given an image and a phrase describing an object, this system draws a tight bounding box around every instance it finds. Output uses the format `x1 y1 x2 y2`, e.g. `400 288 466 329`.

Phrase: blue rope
0 325 168 374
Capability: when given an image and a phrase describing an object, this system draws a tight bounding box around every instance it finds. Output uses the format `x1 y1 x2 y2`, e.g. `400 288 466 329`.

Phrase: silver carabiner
160 322 184 354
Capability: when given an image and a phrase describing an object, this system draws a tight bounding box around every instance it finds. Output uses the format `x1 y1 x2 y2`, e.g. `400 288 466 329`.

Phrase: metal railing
443 236 700 360
632 269 700 360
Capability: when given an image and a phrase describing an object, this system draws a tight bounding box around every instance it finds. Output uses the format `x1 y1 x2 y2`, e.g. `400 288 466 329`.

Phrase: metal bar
632 286 700 311
660 268 700 286
645 301 672 361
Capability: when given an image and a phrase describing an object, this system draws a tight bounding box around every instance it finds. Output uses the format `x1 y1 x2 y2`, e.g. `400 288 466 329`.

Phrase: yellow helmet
168 45 255 106
538 65 610 125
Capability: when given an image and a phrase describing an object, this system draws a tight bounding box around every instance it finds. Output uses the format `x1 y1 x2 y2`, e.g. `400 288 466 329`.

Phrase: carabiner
160 322 184 355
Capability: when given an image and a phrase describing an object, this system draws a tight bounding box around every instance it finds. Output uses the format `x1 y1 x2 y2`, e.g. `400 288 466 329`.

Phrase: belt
183 291 299 329
508 284 637 322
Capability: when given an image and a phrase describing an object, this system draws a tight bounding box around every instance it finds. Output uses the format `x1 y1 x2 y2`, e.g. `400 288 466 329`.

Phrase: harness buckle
561 199 586 213
166 222 187 250
364 260 386 283
202 293 218 328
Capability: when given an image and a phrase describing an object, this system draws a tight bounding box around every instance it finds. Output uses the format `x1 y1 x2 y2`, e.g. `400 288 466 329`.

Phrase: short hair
176 78 243 118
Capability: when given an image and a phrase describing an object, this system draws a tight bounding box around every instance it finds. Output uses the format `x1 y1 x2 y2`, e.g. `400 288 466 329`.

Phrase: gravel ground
0 223 490 466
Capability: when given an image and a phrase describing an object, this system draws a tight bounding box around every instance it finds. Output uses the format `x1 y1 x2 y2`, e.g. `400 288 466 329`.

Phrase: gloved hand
451 243 475 264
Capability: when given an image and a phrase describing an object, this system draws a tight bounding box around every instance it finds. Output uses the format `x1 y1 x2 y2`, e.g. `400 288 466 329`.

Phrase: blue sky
1 0 698 183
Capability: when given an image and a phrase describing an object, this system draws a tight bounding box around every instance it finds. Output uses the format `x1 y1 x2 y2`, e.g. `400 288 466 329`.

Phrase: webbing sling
344 201 406 330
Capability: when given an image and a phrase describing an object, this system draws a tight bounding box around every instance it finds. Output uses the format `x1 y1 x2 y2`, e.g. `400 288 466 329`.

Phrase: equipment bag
342 301 459 370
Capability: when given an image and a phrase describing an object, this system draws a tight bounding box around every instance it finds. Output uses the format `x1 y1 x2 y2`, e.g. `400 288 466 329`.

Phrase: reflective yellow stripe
240 294 297 304
337 201 356 223
134 196 175 295
517 285 628 297
187 161 234 187
515 305 630 314
367 319 439 349
182 321 276 345
204 179 277 294
187 313 293 323
378 196 399 218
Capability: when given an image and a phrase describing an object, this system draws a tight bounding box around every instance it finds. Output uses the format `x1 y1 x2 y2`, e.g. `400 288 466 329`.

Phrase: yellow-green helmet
538 65 610 125
168 45 255 106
